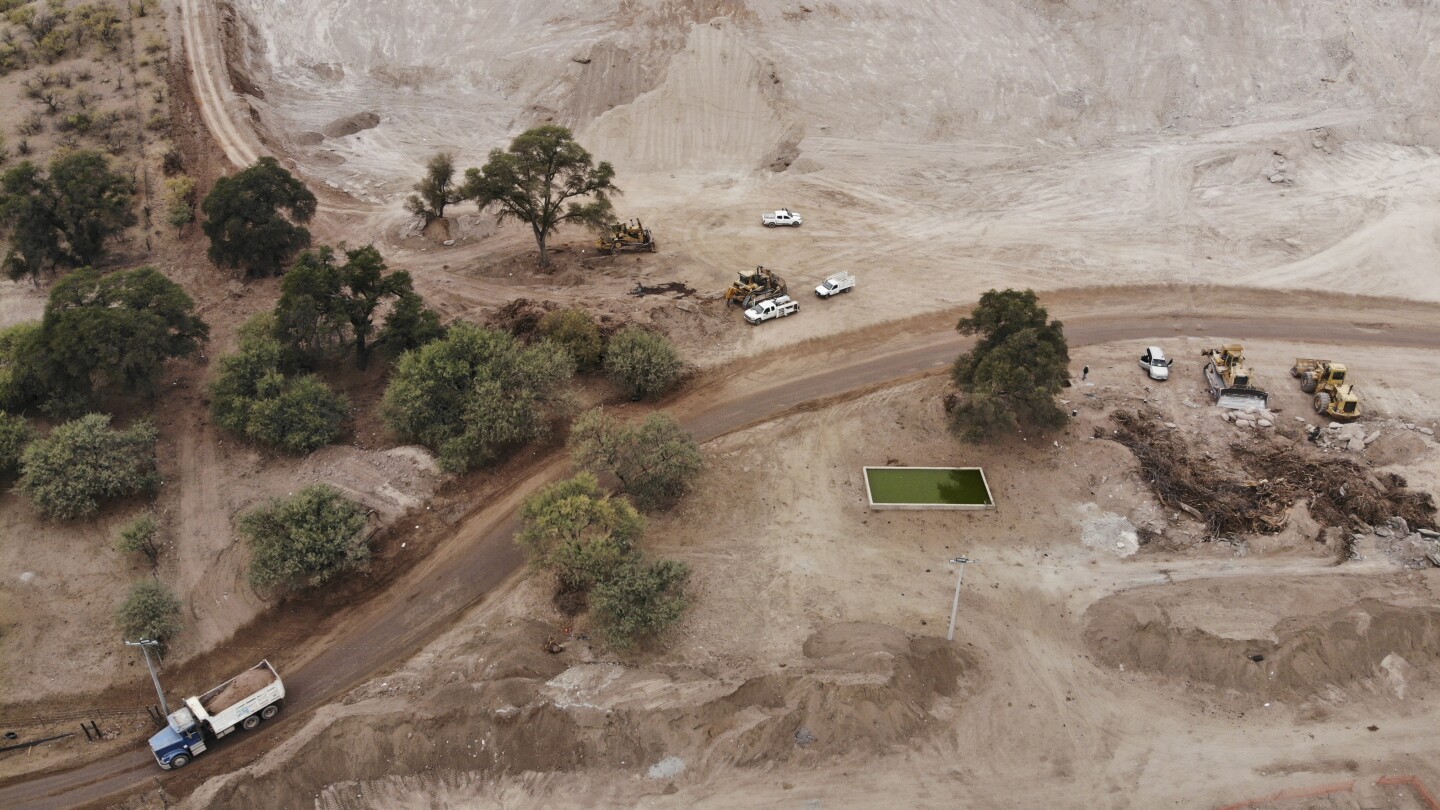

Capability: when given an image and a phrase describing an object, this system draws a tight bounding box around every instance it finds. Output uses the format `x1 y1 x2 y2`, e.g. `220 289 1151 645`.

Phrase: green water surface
866 467 992 505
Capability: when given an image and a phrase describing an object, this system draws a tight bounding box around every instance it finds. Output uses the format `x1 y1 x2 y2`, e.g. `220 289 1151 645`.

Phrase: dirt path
5 304 1440 809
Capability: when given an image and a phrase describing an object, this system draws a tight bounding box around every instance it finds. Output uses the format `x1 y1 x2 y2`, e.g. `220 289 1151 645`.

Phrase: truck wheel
241 715 261 731
1301 373 1318 393
765 222 775 227
170 754 190 769
1290 365 1301 378
1314 392 1331 415
260 704 281 720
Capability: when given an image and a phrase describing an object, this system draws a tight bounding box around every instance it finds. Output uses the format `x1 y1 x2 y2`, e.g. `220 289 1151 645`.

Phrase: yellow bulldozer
1201 344 1269 410
1291 358 1361 421
724 266 787 308
595 218 657 254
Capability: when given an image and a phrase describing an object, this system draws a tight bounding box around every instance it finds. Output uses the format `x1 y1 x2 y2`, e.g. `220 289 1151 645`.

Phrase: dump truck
595 219 657 254
724 265 787 308
815 271 855 298
1291 358 1362 421
1201 344 1269 410
148 661 285 769
744 295 799 324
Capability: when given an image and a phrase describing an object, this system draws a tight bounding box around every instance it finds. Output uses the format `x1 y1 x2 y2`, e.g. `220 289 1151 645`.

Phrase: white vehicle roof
1146 346 1167 361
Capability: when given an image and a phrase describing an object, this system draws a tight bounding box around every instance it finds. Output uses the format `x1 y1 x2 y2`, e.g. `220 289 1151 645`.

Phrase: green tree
275 244 417 370
517 472 644 594
591 558 689 649
462 126 618 268
539 308 604 372
378 290 445 356
949 289 1070 440
201 157 317 277
39 266 208 410
0 322 45 412
0 162 62 280
48 150 137 266
604 326 682 400
208 321 347 454
381 323 574 472
164 175 196 231
240 484 369 591
404 152 462 221
116 580 182 646
568 409 702 510
17 413 158 519
0 410 33 476
116 512 162 568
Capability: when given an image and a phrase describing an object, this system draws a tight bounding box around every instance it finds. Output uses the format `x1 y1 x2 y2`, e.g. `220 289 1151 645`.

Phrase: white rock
1257 419 1272 427
1164 422 1178 429
1421 427 1436 436
1347 437 1366 452
1364 431 1381 445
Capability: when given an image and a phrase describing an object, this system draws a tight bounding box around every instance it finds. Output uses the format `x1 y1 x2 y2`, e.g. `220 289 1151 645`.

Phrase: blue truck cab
148 706 207 769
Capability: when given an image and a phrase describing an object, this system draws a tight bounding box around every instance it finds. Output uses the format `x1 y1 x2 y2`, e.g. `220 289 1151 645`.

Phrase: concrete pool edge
863 466 996 510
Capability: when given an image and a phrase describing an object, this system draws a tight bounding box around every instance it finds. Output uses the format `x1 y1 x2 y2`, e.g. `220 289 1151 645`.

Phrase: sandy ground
174 339 1440 809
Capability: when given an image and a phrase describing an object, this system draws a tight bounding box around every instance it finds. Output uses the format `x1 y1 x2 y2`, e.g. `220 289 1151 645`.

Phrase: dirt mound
195 623 968 808
320 111 380 139
486 298 635 343
1086 586 1440 697
1105 409 1436 538
203 667 275 713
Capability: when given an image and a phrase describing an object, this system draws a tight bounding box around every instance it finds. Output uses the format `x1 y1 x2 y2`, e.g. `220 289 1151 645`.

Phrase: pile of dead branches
1104 409 1436 538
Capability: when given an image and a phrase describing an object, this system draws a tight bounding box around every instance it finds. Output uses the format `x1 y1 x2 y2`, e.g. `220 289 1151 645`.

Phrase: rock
1236 419 1255 429
442 239 456 246
1257 419 1273 427
1364 431 1382 445
1421 427 1435 436
1403 423 1415 430
1295 416 1306 422
1374 527 1392 538
1419 529 1439 539
1220 412 1234 422
1389 517 1409 535
1347 437 1365 452
1164 422 1178 429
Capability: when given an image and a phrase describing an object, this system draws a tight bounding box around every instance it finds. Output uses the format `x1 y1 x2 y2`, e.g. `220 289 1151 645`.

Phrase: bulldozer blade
1216 388 1269 411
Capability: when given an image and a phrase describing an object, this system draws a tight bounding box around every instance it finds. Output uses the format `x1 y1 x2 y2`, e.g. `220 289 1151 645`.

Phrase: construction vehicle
1291 358 1362 421
724 265 787 308
1201 344 1269 410
595 219 657 254
744 295 800 324
148 661 285 769
814 271 855 298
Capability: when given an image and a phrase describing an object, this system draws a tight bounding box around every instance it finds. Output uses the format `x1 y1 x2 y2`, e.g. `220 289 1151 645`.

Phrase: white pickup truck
761 209 803 227
815 271 855 298
744 295 799 324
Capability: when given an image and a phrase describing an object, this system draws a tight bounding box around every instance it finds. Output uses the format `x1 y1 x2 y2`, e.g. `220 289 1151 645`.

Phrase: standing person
1082 365 1090 381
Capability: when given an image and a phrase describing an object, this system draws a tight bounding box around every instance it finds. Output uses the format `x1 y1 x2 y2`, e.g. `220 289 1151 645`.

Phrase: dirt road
5 301 1439 809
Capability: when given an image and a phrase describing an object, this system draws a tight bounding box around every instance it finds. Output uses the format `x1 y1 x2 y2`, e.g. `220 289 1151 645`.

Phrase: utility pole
126 639 169 717
946 557 975 642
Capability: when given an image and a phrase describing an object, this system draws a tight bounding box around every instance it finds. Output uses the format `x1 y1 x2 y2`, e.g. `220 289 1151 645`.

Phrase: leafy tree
378 290 445 356
40 266 208 410
0 162 62 280
517 472 644 594
17 413 158 519
381 323 574 472
950 289 1070 440
208 321 347 454
116 580 182 646
164 175 196 231
604 326 682 400
591 558 689 648
568 409 702 510
48 150 137 266
0 410 33 476
539 308 604 372
405 152 462 221
462 126 618 268
240 484 369 591
275 244 417 370
116 513 162 568
0 322 45 412
201 157 317 277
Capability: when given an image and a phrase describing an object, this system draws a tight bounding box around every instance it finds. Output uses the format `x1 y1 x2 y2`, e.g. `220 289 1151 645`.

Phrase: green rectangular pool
863 466 994 510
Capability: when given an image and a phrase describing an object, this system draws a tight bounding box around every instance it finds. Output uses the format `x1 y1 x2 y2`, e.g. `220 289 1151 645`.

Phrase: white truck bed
186 660 285 735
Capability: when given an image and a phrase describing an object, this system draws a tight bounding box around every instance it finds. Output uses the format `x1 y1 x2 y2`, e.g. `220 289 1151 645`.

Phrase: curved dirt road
6 303 1440 809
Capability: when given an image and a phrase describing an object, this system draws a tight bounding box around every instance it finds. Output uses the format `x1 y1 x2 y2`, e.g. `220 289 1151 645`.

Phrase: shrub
209 323 347 454
568 409 702 510
538 308 604 372
0 410 34 476
116 580 182 645
240 484 369 591
17 414 158 519
603 326 682 399
590 558 689 648
116 513 161 568
516 472 644 593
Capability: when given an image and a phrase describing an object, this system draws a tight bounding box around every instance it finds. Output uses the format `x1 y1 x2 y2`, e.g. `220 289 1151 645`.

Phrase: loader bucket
1216 388 1269 411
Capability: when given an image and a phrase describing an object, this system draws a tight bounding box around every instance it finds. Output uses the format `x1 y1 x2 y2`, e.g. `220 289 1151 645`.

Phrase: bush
240 484 369 591
539 308 604 372
590 558 689 648
568 409 702 510
604 326 682 400
18 414 158 519
0 410 34 476
0 322 45 412
209 324 347 454
516 473 644 594
116 580 182 645
382 323 574 472
116 513 161 568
